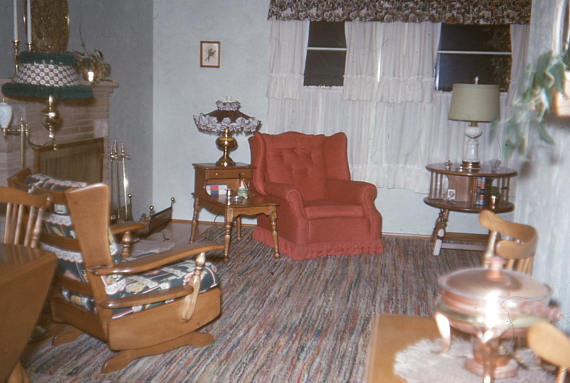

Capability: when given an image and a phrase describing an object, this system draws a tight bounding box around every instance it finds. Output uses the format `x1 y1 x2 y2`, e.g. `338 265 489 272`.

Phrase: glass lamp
193 100 260 167
449 82 499 170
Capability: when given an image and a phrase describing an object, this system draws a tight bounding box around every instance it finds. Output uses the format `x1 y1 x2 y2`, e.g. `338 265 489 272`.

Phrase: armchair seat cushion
58 256 219 319
304 200 363 219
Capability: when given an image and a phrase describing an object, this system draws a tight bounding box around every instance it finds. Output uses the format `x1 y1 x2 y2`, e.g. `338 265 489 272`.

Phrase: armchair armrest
89 241 223 275
264 181 305 215
326 179 377 205
111 221 146 236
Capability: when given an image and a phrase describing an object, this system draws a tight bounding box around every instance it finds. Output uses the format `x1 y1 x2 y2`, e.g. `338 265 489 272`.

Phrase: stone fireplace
0 79 116 185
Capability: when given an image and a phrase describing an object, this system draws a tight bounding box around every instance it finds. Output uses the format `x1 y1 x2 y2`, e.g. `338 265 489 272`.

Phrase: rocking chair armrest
111 221 146 236
97 284 196 309
89 241 224 275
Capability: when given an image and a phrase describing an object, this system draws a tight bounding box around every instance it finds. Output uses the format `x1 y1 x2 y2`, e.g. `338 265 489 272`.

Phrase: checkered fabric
15 62 80 87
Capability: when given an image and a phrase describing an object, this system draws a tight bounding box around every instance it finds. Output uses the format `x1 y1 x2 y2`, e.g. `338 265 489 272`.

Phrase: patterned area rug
25 227 481 382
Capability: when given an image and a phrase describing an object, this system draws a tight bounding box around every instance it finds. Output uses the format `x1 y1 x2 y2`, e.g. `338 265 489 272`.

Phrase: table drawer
204 168 252 180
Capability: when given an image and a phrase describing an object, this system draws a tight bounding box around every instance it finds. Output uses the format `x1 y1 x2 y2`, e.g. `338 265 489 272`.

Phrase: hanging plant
493 48 570 161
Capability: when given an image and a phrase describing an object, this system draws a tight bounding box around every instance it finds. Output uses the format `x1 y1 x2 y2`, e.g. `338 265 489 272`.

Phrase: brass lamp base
215 128 237 167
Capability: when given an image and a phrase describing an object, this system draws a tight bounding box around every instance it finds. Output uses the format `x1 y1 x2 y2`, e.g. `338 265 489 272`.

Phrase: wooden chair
0 186 56 383
16 181 224 372
527 321 570 383
1 186 51 247
479 209 537 274
8 168 145 258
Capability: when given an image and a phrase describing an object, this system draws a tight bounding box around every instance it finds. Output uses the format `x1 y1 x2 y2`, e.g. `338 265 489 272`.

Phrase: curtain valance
268 0 530 25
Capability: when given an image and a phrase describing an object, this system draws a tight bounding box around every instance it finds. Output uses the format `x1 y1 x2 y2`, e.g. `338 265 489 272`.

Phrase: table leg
223 208 235 262
189 197 200 243
269 208 280 258
432 208 449 256
236 216 242 241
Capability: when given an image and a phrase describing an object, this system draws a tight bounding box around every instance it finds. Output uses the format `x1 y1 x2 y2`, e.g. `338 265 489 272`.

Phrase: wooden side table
424 162 517 256
190 163 279 261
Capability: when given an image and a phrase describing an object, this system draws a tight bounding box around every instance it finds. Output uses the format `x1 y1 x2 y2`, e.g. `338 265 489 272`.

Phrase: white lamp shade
449 83 500 122
0 100 13 129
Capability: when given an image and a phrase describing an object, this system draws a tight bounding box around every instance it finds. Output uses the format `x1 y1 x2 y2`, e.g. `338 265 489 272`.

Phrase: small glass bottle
237 173 249 199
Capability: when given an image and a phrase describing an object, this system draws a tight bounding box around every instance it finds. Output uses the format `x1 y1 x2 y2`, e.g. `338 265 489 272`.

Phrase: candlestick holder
12 40 20 76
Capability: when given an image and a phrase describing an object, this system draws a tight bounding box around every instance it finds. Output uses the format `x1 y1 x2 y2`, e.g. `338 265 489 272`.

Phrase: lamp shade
449 84 500 122
193 100 260 135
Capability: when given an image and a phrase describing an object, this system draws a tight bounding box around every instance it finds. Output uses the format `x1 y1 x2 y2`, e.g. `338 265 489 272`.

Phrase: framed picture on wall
200 41 221 68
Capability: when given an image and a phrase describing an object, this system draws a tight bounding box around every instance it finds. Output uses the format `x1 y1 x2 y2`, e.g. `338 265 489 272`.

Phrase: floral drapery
268 0 531 24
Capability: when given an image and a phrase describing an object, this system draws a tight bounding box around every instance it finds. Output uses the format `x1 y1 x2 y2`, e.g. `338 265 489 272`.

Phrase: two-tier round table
424 162 517 256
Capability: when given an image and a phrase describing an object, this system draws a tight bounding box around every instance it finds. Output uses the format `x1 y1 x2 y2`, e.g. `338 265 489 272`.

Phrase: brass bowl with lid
434 257 561 382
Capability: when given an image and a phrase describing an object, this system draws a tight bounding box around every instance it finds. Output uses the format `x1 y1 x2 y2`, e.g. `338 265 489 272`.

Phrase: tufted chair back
251 131 350 201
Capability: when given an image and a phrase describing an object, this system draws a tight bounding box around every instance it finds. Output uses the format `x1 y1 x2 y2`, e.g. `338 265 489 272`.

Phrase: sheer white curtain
266 21 530 192
267 20 308 100
377 22 440 103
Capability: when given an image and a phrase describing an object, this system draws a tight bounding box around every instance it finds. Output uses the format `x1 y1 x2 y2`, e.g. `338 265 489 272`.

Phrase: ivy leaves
494 49 569 161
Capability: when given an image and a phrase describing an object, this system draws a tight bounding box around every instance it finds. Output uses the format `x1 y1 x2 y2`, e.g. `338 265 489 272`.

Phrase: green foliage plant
494 49 570 161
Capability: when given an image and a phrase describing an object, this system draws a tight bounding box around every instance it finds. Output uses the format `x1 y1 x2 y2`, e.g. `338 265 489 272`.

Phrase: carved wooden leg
432 208 449 256
101 331 214 373
223 208 234 262
236 216 242 241
269 209 280 258
189 197 200 243
52 325 83 346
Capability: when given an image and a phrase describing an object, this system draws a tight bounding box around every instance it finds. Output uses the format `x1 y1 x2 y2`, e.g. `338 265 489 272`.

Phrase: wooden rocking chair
18 182 223 372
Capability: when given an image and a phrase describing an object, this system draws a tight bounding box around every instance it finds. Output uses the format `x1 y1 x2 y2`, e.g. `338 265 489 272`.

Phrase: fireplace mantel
0 79 117 185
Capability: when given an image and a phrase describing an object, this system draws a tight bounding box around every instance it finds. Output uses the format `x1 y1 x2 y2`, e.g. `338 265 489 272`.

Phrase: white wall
68 1 154 218
152 0 486 236
515 0 570 331
153 0 271 223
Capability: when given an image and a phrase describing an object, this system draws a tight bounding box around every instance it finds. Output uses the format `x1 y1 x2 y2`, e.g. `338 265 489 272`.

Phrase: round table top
426 162 517 177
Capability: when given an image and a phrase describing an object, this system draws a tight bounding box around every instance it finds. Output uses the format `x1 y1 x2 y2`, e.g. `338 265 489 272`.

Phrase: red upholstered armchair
249 131 383 260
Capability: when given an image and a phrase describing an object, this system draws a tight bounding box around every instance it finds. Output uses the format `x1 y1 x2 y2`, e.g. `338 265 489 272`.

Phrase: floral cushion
60 257 219 319
25 174 219 319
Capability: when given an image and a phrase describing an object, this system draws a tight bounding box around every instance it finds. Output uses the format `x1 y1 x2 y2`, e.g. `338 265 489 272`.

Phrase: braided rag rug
24 227 484 382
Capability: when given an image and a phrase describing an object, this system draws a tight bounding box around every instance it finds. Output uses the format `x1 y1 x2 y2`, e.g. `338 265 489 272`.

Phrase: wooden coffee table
366 314 440 383
190 192 279 261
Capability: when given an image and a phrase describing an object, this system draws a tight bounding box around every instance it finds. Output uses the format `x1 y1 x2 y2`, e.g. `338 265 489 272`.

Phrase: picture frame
200 41 220 68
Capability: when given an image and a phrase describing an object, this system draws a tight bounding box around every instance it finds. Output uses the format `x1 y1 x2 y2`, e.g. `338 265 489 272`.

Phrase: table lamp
194 100 260 167
449 80 499 170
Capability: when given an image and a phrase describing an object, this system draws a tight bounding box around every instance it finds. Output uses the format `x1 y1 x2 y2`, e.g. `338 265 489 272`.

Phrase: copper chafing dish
434 257 561 382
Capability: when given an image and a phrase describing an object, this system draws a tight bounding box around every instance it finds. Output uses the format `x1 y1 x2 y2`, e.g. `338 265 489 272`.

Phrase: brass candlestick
12 40 20 76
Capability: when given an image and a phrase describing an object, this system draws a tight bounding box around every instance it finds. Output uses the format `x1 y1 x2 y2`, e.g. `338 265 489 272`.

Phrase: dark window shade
304 21 346 87
439 24 510 52
437 54 511 92
304 50 346 86
437 24 511 92
307 22 346 48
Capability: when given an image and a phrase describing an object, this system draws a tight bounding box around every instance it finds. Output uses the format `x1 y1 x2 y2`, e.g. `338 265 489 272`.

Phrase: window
436 24 511 92
304 22 346 87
